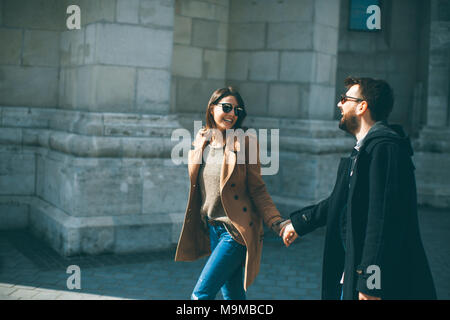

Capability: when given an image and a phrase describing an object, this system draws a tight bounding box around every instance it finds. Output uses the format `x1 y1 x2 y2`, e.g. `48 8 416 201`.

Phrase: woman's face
211 95 239 132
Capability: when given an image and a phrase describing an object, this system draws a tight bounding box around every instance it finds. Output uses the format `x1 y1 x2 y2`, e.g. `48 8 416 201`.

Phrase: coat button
249 221 253 227
231 183 236 187
234 195 239 200
243 207 247 212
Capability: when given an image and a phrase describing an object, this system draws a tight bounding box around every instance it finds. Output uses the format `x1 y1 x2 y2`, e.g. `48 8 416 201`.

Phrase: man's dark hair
344 77 394 122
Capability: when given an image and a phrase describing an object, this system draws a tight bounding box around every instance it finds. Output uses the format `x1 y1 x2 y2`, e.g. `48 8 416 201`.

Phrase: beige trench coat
175 129 282 290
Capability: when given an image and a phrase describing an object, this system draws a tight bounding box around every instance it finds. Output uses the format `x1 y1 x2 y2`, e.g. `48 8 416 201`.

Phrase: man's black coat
290 122 437 300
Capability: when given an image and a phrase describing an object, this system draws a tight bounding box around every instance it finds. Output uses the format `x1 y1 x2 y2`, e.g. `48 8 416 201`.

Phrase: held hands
358 292 381 300
279 222 298 247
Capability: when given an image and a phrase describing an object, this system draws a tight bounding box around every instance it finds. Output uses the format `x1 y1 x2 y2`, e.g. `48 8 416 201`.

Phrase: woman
175 87 289 300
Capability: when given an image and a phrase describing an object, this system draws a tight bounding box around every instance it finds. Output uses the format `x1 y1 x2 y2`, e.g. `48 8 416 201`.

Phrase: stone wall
171 0 229 116
0 0 189 256
336 0 427 136
226 0 340 121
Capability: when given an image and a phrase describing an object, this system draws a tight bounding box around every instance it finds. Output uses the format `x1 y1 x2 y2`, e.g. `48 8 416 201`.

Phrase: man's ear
356 101 368 116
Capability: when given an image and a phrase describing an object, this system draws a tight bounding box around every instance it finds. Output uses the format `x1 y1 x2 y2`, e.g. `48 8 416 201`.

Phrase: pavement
0 207 449 300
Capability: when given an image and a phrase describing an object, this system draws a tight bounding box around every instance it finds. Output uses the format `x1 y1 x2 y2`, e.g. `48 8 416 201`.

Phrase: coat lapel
220 135 240 192
188 136 207 185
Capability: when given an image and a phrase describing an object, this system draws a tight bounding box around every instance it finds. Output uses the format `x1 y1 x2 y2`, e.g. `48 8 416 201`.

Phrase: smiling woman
175 87 290 300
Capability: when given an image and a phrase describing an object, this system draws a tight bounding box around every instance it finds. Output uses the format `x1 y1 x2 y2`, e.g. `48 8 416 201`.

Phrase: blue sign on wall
349 0 381 31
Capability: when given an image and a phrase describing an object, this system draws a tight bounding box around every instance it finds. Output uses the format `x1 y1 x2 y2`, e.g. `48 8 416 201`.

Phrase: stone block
249 51 278 81
176 77 224 113
0 66 58 107
178 0 227 22
88 23 173 69
313 23 339 55
2 107 51 128
142 165 189 214
230 82 268 117
415 151 450 208
60 29 85 66
314 0 340 28
204 49 226 79
173 15 192 45
116 0 139 24
228 22 265 50
217 22 228 49
139 0 175 28
78 0 116 26
280 51 315 83
268 84 300 118
23 30 60 67
0 203 29 230
315 53 335 85
347 32 377 54
0 151 35 195
226 51 249 81
267 22 313 50
0 127 21 145
172 45 203 77
307 84 335 120
2 0 65 30
229 0 314 23
113 219 173 253
59 65 136 112
192 19 220 48
0 28 22 65
137 68 171 114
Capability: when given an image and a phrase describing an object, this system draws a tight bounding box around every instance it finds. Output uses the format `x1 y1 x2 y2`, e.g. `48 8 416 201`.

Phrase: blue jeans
191 223 247 300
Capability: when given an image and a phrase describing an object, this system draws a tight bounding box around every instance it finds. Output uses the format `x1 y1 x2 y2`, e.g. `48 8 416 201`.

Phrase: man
282 77 437 300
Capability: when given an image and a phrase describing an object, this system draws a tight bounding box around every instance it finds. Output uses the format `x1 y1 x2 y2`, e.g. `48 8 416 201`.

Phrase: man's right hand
281 222 298 247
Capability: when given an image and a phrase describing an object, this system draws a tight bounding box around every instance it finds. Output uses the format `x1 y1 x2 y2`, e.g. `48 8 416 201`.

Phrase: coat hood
360 121 414 156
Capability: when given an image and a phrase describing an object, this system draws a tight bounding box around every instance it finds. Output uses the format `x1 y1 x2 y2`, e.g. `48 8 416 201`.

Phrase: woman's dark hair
205 87 247 130
344 77 394 122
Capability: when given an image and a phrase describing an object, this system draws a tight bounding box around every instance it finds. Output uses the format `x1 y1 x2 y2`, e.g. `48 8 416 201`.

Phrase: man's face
337 85 362 135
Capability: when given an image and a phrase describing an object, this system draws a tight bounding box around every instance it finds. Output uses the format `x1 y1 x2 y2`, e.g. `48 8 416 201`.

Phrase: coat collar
188 129 241 192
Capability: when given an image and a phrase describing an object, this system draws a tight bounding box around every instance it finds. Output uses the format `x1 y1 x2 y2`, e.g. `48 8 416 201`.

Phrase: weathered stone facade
0 0 449 256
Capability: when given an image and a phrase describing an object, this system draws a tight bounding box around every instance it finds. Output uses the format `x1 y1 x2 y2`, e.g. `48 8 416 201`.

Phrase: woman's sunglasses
217 103 246 117
340 94 364 104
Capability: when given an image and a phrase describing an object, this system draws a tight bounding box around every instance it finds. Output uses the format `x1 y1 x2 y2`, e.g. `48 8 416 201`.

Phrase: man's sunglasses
217 103 246 117
340 94 364 104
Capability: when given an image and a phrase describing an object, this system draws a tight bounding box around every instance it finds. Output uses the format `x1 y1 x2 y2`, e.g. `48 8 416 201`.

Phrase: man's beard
338 110 360 135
